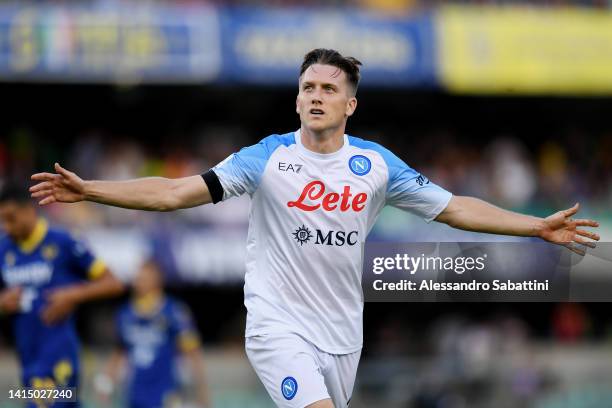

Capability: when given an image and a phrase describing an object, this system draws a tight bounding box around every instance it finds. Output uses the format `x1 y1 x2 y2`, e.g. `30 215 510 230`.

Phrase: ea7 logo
279 162 303 173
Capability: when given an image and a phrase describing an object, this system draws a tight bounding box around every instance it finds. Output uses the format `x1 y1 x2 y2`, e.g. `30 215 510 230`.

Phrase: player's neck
133 290 164 315
300 125 345 154
20 218 40 242
17 217 47 252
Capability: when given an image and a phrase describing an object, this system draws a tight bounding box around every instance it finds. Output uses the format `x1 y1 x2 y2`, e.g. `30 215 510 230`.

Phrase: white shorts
245 332 361 407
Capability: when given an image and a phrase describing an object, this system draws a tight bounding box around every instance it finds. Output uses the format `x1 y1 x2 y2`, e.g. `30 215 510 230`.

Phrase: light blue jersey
202 130 452 353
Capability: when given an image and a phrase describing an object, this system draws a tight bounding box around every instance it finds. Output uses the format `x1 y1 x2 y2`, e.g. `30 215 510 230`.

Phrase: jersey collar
18 218 48 253
295 129 349 160
133 292 166 317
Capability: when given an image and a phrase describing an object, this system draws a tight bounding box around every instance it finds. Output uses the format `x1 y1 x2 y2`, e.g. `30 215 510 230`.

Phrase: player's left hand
30 163 86 205
0 287 23 314
538 203 600 255
40 287 80 325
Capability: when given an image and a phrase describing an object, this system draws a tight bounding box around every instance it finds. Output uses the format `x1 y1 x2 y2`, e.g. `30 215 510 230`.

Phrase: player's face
0 202 37 241
133 262 163 295
296 64 357 133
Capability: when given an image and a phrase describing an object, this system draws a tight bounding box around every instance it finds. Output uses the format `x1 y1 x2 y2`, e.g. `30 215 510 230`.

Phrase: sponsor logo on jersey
278 162 303 173
416 174 430 186
292 225 358 247
123 321 167 348
287 181 367 212
349 155 371 176
2 262 52 286
42 244 59 261
281 376 298 400
292 225 313 245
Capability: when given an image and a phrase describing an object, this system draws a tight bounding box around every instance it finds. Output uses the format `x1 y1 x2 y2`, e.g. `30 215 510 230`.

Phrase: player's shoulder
255 132 297 154
45 225 71 242
166 296 193 321
347 135 406 169
165 295 189 313
45 226 83 252
230 132 296 167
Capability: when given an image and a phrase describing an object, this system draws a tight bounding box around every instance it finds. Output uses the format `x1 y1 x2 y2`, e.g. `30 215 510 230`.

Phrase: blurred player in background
0 183 124 407
94 259 210 408
30 48 600 408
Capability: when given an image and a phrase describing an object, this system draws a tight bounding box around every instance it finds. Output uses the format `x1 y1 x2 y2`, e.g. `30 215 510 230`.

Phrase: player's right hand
0 287 22 314
30 163 86 205
93 373 114 405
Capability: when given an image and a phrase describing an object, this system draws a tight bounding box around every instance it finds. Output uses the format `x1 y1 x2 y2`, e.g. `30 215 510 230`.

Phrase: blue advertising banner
220 8 437 87
0 4 221 82
0 5 436 86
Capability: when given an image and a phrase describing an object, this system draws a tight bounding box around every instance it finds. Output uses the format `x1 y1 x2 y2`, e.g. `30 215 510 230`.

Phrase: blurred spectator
552 302 591 342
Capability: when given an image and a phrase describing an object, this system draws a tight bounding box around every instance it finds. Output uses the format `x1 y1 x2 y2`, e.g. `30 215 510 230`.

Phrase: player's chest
124 315 169 345
1 245 61 287
261 152 385 215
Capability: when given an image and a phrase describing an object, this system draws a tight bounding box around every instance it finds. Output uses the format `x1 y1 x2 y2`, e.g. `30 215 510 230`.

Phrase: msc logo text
292 225 358 247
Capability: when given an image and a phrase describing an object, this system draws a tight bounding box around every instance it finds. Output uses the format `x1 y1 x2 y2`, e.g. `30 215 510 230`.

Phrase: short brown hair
0 182 31 205
300 48 362 94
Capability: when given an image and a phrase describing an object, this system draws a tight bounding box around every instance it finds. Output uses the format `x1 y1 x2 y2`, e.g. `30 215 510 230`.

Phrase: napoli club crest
348 155 371 176
281 376 298 400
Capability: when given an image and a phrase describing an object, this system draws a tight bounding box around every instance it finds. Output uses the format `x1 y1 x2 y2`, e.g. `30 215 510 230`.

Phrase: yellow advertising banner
436 5 612 94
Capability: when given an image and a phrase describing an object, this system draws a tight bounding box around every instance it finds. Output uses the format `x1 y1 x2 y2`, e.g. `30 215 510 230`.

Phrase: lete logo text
287 181 367 212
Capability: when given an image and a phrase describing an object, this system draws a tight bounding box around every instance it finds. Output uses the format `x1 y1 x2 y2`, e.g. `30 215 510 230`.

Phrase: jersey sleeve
206 142 271 202
169 301 201 353
202 133 295 203
383 148 452 222
65 234 107 280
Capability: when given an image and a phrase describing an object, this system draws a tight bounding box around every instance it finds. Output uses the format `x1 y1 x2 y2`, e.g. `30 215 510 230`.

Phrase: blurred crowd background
1 0 612 407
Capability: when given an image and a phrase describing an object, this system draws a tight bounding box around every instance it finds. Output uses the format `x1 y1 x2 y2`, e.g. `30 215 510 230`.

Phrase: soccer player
0 183 124 407
30 48 599 408
94 259 210 408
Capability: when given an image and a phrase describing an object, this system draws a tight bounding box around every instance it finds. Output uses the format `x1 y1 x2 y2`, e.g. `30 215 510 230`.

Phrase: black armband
201 170 224 204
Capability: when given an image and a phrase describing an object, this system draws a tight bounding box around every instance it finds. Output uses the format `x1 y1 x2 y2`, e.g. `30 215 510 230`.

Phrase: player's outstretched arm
30 163 212 211
435 196 600 252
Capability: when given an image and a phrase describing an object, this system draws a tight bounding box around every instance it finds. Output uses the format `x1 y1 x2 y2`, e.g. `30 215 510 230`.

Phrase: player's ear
296 78 302 115
346 96 357 117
